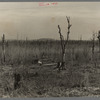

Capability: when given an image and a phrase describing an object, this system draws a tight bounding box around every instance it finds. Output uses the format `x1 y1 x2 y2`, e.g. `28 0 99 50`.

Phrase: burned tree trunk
92 33 95 55
57 16 72 71
2 34 6 64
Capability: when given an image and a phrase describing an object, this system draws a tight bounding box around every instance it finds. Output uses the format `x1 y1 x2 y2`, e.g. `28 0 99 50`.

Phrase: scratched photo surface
0 2 100 98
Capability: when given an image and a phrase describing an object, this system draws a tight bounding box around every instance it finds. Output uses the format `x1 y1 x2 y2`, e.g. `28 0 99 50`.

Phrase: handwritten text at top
39 2 58 6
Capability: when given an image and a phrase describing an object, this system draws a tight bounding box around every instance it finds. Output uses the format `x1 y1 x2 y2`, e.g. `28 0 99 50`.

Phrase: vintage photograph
0 2 100 98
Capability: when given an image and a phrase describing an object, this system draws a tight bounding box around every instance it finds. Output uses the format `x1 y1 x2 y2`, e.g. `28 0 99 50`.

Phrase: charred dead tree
92 33 95 56
91 32 98 68
2 34 6 64
57 16 72 71
97 30 100 53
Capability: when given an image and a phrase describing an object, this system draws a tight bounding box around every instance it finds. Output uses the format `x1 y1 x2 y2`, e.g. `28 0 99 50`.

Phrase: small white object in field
59 62 62 67
38 60 43 65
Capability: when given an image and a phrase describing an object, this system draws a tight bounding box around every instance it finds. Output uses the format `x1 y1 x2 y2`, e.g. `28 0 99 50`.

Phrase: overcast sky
0 2 100 40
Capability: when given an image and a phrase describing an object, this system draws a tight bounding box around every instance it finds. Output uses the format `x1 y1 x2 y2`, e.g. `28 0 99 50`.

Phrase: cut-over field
0 40 100 98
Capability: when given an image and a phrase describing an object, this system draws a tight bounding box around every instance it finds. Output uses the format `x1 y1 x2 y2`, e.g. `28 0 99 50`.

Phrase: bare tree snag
92 33 95 55
57 16 72 71
2 34 6 64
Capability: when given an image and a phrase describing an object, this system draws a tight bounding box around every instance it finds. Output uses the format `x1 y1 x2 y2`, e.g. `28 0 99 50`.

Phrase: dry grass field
0 40 100 98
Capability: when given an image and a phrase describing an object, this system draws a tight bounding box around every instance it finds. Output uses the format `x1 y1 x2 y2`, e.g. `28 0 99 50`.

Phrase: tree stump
14 73 21 90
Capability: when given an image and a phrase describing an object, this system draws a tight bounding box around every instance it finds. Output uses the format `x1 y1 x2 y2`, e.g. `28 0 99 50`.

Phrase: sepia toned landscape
0 2 100 98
